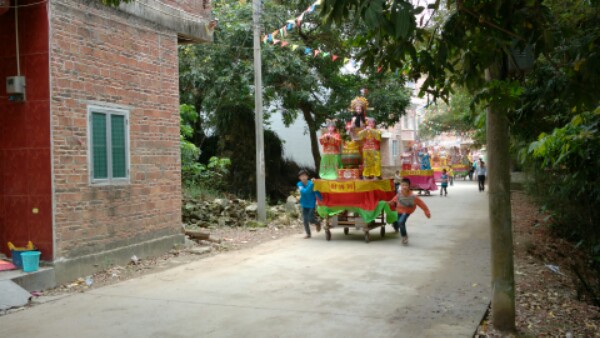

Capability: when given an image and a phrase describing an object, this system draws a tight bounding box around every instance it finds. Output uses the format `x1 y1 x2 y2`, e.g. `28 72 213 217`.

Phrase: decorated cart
400 169 438 196
313 95 398 243
315 179 398 243
451 164 470 180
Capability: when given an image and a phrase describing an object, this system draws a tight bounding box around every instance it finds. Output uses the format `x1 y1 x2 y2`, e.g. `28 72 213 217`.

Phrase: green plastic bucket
20 251 41 272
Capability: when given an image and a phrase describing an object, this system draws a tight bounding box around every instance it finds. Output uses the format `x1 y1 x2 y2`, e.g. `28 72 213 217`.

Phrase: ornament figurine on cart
419 148 432 170
357 117 382 179
440 147 448 167
318 119 343 180
346 96 368 140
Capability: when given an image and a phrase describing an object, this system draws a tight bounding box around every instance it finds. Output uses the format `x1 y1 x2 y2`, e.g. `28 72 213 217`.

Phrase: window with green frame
89 107 129 183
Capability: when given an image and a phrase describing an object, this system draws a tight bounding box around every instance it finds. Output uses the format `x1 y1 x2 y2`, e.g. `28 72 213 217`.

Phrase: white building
380 80 425 170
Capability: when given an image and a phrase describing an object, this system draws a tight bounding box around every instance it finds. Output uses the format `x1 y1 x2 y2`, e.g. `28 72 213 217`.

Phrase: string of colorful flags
262 0 369 69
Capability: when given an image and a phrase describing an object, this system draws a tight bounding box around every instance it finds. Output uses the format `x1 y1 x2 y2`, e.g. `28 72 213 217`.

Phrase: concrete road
0 181 490 338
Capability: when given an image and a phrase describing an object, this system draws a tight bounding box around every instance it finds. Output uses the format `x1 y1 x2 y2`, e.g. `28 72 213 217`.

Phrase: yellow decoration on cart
314 179 394 193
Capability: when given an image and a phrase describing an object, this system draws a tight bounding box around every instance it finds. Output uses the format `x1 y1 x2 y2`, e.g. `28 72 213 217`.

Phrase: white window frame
392 140 398 158
87 105 130 185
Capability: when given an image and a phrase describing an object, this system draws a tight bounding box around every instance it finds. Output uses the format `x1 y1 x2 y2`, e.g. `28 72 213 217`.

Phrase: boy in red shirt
389 178 431 244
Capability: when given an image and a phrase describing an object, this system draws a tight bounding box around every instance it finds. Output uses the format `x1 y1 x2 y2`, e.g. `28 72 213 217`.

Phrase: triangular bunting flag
322 52 330 58
304 47 312 55
314 50 320 57
377 66 383 73
281 41 289 47
292 45 299 51
280 28 285 37
268 34 273 42
273 39 280 45
297 13 304 26
287 23 294 31
272 30 279 38
343 57 350 64
332 55 339 61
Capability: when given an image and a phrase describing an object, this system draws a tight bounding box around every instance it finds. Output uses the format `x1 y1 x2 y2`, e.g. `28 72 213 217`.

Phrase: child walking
440 169 449 196
389 178 431 244
297 169 322 239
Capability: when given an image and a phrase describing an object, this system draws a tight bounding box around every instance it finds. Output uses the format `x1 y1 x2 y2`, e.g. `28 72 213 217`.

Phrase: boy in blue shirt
440 169 449 196
297 169 322 239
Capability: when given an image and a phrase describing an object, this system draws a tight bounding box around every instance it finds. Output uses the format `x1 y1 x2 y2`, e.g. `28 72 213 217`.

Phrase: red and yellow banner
401 169 433 176
452 164 469 173
314 179 394 193
314 179 396 211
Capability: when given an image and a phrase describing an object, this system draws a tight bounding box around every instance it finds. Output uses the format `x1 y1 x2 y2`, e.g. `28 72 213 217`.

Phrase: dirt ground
476 191 600 337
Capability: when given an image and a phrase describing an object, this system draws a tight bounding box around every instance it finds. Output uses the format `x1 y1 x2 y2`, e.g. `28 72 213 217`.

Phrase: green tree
509 1 600 261
180 104 201 180
525 109 600 251
180 104 232 190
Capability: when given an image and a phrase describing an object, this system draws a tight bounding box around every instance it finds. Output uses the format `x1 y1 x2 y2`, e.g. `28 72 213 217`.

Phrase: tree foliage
419 86 486 145
180 104 231 191
524 108 600 254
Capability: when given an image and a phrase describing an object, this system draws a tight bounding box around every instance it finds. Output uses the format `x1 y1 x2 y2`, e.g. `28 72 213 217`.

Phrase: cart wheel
380 226 385 237
325 229 331 241
426 190 431 196
364 232 370 243
344 227 349 235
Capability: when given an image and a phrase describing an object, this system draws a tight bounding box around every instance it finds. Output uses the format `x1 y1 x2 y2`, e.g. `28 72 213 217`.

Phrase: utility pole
252 0 267 222
486 61 516 332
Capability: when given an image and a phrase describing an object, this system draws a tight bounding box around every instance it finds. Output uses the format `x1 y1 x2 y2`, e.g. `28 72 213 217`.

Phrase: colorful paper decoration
260 0 385 72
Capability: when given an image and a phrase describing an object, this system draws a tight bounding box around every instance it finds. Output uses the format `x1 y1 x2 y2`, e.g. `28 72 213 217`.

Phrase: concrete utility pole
252 0 267 222
486 63 516 332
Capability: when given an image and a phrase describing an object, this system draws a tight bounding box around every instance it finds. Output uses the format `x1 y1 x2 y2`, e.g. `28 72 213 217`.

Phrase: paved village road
0 180 491 338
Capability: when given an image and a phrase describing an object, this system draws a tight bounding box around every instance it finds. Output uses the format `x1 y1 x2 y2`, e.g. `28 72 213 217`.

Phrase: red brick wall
50 0 183 259
0 1 53 260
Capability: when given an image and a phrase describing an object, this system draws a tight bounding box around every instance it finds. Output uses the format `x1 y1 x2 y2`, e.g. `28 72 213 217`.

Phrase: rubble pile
182 196 301 228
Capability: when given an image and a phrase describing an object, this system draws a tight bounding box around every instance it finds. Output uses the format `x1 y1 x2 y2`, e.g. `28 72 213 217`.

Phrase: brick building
0 0 212 283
